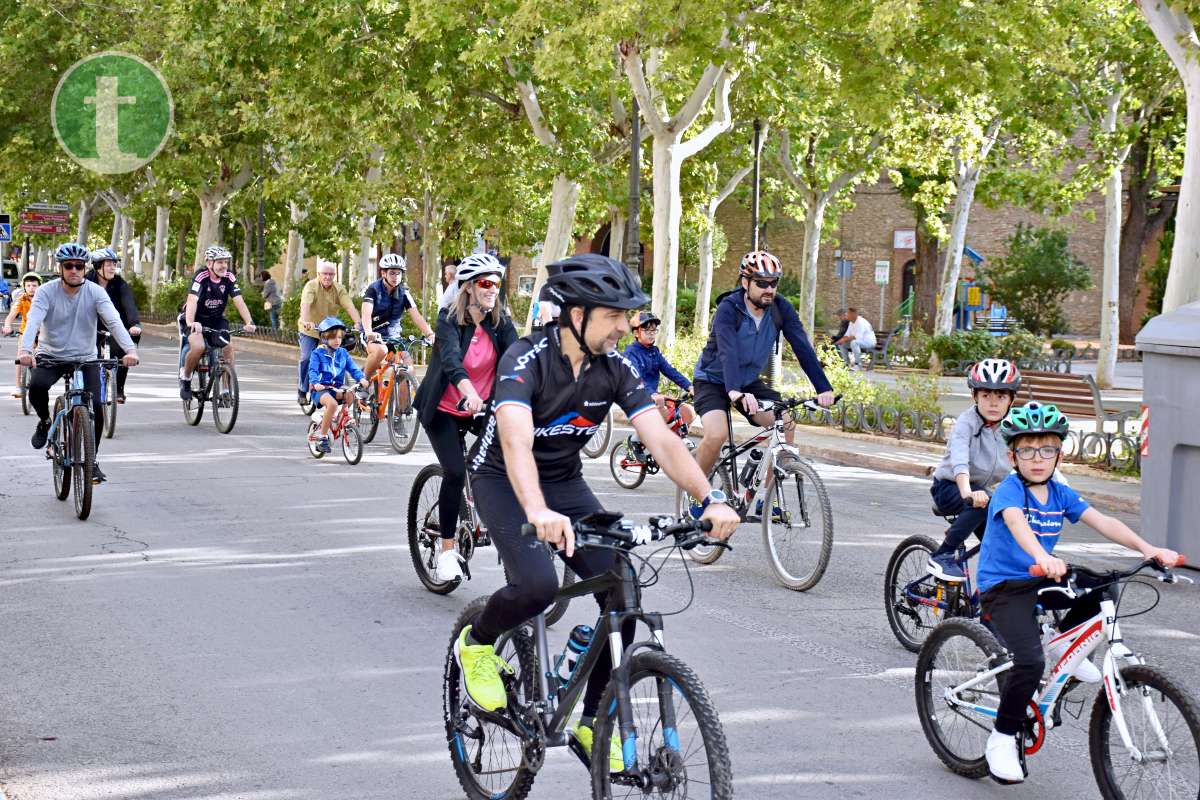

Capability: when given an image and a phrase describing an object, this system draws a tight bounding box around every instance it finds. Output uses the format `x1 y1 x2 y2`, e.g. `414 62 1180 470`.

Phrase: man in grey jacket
17 243 139 484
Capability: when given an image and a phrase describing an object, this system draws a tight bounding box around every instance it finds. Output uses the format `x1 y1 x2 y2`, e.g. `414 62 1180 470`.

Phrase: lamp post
624 98 642 278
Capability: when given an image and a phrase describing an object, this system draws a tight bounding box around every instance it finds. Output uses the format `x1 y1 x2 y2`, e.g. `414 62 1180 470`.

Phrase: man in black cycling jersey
179 246 256 400
453 253 740 772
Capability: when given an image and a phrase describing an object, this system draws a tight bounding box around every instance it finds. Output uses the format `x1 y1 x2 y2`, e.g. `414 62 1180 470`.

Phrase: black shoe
31 419 51 449
116 394 126 404
297 390 308 404
91 464 107 484
180 380 192 401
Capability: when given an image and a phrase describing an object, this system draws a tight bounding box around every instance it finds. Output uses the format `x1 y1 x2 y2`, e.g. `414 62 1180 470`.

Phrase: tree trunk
524 173 580 331
421 188 445 316
354 145 385 296
77 197 94 243
195 194 224 268
913 212 941 334
934 169 982 335
650 136 685 349
696 219 715 333
110 212 120 249
282 201 308 297
799 192 829 333
1162 78 1200 311
152 205 169 301
240 217 253 283
608 207 626 261
174 217 190 280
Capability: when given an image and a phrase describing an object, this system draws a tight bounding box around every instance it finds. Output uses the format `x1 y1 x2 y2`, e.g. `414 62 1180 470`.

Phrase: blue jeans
298 334 318 393
931 478 987 554
269 307 280 329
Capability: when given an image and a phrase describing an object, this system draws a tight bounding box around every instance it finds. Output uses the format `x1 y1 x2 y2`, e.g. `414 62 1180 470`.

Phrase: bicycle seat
931 505 958 520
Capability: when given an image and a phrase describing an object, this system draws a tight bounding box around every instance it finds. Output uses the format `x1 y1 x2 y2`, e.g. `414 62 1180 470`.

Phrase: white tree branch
777 128 805 190
671 61 727 133
677 68 737 159
620 41 668 137
1137 0 1199 75
506 60 558 149
709 163 753 215
824 132 885 200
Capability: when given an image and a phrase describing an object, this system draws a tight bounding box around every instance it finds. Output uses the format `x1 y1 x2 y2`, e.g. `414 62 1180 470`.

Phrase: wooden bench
861 331 895 371
1017 370 1136 433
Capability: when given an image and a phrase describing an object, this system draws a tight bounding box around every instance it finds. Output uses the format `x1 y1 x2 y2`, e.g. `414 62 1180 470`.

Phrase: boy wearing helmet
926 358 1022 581
3 272 42 398
978 402 1179 784
622 310 695 454
361 253 434 381
307 317 367 453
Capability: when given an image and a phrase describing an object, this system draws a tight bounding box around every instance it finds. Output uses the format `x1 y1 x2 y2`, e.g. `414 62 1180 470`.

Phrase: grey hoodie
20 278 136 360
931 406 1010 489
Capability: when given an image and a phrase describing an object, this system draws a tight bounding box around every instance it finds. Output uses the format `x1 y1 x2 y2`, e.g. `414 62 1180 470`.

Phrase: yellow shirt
299 279 353 339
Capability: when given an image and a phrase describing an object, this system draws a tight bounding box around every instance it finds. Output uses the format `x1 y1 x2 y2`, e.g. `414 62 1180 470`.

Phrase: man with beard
691 250 836 484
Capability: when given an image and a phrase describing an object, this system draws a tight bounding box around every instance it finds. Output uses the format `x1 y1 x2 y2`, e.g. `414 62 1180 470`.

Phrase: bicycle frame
365 338 419 420
717 405 797 512
903 543 982 618
46 365 93 445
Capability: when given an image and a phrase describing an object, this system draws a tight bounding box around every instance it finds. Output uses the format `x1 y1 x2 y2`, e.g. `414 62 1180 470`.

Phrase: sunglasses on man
61 262 87 272
474 278 500 290
752 278 779 290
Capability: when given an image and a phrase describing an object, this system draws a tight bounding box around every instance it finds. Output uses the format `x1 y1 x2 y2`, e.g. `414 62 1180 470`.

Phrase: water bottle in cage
739 448 764 486
554 624 594 686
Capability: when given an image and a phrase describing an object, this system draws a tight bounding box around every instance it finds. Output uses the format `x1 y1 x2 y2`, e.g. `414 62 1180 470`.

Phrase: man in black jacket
88 248 142 403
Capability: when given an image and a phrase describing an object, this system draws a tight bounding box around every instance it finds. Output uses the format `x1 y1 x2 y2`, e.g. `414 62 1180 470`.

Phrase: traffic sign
835 258 852 279
874 260 890 285
25 202 70 212
17 222 70 235
0 213 10 242
20 211 71 224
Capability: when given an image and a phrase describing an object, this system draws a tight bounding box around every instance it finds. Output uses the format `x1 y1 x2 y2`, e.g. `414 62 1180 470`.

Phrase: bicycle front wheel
761 459 834 591
212 365 239 434
915 618 1005 779
1089 664 1200 800
884 534 944 652
676 465 734 565
102 366 117 438
356 381 380 444
71 406 95 520
20 368 31 415
591 650 733 799
183 373 205 425
52 397 70 501
582 410 612 459
609 439 647 489
341 421 363 465
444 596 539 800
387 370 421 454
407 464 460 594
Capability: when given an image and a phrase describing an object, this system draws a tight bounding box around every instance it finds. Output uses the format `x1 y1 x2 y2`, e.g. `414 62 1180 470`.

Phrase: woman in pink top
413 255 518 582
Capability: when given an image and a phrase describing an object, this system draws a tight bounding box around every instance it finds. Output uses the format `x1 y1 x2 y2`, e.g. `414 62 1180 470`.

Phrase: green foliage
1049 338 1076 352
281 291 303 333
1140 228 1172 331
126 274 150 315
230 282 271 327
787 342 942 415
994 325 1045 362
979 224 1093 336
931 328 997 364
152 279 190 319
508 294 532 332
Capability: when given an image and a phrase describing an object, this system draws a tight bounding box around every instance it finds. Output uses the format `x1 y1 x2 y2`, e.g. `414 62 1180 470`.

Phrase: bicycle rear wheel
444 596 539 800
341 421 363 465
1089 664 1200 800
183 373 206 425
52 397 70 501
609 439 647 489
884 534 946 652
676 465 734 565
21 367 31 415
762 459 834 591
408 464 461 594
915 618 1004 779
582 410 612 459
306 422 324 459
71 406 95 520
356 381 380 444
212 365 239 434
102 366 117 438
387 370 421 454
591 651 733 799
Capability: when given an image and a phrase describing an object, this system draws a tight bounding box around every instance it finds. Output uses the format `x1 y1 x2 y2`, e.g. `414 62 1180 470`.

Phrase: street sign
19 211 71 224
966 285 983 309
835 258 852 279
874 260 890 285
0 213 10 242
17 222 70 235
25 202 69 212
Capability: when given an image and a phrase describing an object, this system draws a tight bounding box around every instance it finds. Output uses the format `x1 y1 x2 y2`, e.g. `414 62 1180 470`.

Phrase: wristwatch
700 488 729 511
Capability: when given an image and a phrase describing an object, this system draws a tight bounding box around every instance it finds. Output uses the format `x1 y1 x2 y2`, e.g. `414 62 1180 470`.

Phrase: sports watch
700 488 729 511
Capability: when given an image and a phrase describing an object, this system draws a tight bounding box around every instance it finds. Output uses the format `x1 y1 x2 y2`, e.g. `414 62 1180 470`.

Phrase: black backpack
699 289 786 366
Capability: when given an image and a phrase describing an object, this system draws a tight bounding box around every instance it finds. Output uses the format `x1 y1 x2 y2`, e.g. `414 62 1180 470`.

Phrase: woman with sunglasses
413 253 517 582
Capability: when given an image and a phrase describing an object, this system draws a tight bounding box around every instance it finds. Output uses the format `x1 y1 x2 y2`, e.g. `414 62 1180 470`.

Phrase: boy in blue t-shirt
978 402 1179 785
307 317 367 454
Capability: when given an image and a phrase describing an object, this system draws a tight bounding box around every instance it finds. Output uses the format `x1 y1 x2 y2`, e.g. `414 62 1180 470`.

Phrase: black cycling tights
425 412 475 540
29 362 104 450
471 475 633 720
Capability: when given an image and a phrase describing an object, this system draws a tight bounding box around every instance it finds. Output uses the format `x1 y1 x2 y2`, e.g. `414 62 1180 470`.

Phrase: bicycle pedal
566 735 592 769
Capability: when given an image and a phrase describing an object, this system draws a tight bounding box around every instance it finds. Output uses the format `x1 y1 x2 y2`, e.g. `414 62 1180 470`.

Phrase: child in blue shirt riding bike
977 401 1179 785
307 317 366 454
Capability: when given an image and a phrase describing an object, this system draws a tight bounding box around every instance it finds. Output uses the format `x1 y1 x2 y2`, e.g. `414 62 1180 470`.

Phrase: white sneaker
986 730 1024 783
1045 632 1102 683
435 549 464 582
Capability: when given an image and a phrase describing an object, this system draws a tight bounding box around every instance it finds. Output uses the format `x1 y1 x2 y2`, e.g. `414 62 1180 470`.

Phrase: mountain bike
96 331 118 439
306 384 368 465
884 506 984 652
609 396 694 489
407 420 575 622
582 408 613 459
916 557 1199 797
356 335 423 453
182 326 242 434
443 513 733 799
21 356 118 521
675 395 838 591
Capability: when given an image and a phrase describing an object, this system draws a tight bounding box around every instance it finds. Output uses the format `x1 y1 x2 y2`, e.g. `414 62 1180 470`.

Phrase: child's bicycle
915 557 1199 797
306 384 368 465
884 505 984 652
608 394 694 489
443 512 733 800
356 334 423 453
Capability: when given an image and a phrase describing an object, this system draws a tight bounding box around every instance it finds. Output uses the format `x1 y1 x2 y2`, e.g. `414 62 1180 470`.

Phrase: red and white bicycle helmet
967 358 1021 393
739 250 783 279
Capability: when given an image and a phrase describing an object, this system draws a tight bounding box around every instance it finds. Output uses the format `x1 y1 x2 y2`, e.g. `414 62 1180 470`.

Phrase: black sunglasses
752 278 779 289
61 262 87 271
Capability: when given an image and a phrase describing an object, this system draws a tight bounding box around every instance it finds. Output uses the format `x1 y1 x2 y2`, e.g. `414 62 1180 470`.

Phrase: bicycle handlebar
1030 556 1192 598
520 514 722 552
758 394 843 414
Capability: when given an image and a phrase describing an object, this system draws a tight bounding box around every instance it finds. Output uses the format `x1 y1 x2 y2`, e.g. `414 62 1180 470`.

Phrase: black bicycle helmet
543 254 649 311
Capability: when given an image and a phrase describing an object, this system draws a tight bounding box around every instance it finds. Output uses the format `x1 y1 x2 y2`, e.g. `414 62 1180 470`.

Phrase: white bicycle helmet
205 245 233 261
967 358 1021 393
456 253 504 285
379 253 406 271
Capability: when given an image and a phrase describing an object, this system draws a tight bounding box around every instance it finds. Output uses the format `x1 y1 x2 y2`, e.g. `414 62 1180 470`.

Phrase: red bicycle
306 385 368 465
608 395 695 489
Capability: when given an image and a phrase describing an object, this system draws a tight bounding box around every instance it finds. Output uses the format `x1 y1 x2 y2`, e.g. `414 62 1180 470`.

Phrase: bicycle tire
212 365 239 434
341 421 363 465
388 370 421 454
761 459 834 591
581 410 612 459
1089 663 1200 800
20 367 31 415
407 464 461 594
609 439 647 489
306 422 324 459
53 396 70 501
543 565 575 628
444 596 539 800
915 618 1005 779
298 392 316 416
183 373 205 425
677 465 733 565
884 534 945 652
102 366 117 439
357 381 380 444
590 650 733 799
72 406 95 521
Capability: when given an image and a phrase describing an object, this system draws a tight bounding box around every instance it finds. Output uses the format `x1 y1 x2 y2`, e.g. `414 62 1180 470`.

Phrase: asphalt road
0 335 1196 800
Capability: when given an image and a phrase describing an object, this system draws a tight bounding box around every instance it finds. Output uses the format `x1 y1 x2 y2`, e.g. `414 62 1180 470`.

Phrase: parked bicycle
407 412 575 622
675 395 838 591
19 355 118 520
182 326 242 434
306 384 368 465
356 334 423 453
609 395 694 489
96 330 118 439
916 557 1199 798
443 512 733 800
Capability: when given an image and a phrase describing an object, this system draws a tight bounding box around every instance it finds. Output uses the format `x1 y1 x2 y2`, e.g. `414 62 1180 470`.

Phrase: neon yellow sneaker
453 625 512 712
572 722 624 772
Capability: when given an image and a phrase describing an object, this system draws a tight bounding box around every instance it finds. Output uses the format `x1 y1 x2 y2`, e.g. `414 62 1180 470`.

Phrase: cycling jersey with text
188 270 241 323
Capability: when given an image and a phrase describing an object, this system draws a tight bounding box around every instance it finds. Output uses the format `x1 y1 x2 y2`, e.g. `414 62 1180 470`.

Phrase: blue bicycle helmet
54 242 90 263
90 247 120 264
317 316 347 334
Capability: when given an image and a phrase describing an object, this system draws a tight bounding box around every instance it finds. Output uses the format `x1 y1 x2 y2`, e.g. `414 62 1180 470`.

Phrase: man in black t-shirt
454 254 739 771
179 246 256 400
